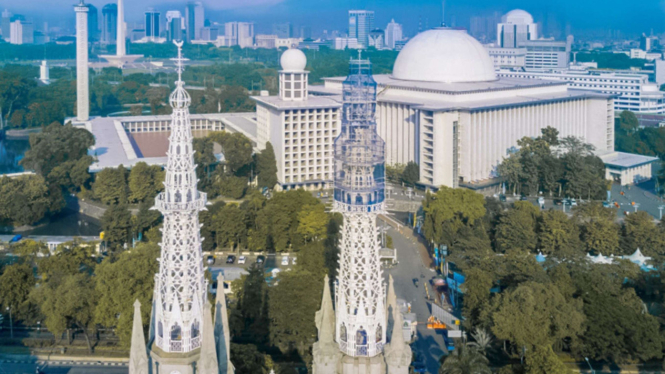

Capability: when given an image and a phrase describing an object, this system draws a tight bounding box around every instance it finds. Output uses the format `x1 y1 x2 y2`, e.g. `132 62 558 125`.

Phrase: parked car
206 255 215 265
9 234 22 243
538 196 545 205
602 201 611 208
554 199 563 206
499 194 507 202
257 255 266 264
238 256 247 264
281 256 289 266
520 195 528 201
292 257 297 265
570 198 578 206
226 255 236 264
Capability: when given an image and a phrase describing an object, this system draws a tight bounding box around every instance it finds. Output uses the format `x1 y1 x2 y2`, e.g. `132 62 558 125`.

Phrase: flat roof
251 94 342 110
323 74 568 95
597 151 659 169
84 112 257 172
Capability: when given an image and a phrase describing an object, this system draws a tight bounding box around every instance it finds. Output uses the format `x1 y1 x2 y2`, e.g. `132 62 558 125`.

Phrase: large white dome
391 28 497 84
280 48 307 72
503 9 534 24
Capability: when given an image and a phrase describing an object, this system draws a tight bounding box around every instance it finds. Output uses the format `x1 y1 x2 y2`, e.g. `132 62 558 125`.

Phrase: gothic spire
129 300 149 374
315 275 335 344
198 300 219 374
215 273 234 374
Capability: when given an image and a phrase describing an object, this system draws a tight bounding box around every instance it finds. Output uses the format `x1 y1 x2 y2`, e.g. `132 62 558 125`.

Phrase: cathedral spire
215 273 234 374
129 300 149 374
198 300 219 374
315 275 335 344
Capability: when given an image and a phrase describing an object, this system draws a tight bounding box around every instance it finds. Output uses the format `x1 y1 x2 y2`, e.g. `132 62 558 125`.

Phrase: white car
570 199 578 206
292 257 297 265
281 256 289 266
238 256 247 264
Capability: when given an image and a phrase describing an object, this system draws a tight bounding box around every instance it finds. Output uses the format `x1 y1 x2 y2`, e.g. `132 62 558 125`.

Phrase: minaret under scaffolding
313 53 410 374
129 41 232 374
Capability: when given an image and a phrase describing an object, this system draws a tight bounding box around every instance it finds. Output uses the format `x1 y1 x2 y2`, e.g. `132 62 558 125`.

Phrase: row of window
285 158 330 167
284 173 332 183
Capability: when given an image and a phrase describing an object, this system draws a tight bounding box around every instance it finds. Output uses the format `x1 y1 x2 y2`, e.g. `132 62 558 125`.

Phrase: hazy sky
8 0 665 37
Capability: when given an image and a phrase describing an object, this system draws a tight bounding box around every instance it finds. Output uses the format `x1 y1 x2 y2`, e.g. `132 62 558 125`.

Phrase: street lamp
5 306 12 339
584 357 595 374
634 203 640 213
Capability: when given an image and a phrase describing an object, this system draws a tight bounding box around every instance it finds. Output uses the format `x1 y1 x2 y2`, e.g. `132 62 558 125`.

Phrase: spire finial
172 40 186 85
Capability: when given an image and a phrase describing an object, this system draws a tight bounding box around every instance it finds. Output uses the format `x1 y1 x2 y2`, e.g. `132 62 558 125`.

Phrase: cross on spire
171 40 188 85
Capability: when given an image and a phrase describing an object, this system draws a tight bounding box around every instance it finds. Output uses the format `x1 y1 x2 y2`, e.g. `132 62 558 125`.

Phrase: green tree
0 175 50 226
31 273 97 353
422 187 486 247
494 202 540 253
214 204 247 250
215 174 247 199
401 161 420 186
256 142 278 189
269 269 323 359
193 136 217 183
622 211 664 257
210 132 253 174
618 110 639 134
230 265 269 344
525 345 570 374
0 263 36 321
574 202 620 255
36 242 96 281
297 204 329 242
461 268 494 328
93 166 128 205
230 343 269 374
101 204 133 251
385 163 405 183
491 282 584 352
94 242 159 346
538 210 582 258
128 162 165 203
438 344 492 374
498 152 523 195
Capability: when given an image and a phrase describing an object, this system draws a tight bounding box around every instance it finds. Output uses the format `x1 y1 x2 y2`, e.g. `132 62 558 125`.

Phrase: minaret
116 0 126 57
74 0 89 121
148 41 209 374
333 53 387 372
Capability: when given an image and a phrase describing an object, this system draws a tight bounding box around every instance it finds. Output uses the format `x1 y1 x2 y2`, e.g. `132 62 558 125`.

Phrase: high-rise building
349 10 374 48
88 4 98 42
497 9 538 48
300 25 312 39
127 42 233 374
10 20 33 44
384 19 402 50
641 33 653 52
225 22 254 48
75 1 89 122
1 10 12 42
273 23 292 38
166 11 184 42
200 26 218 41
185 1 204 42
101 3 117 44
39 60 50 85
369 29 384 49
145 8 160 41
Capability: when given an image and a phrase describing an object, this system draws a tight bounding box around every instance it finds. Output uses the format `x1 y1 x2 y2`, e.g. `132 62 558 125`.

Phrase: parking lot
205 252 297 270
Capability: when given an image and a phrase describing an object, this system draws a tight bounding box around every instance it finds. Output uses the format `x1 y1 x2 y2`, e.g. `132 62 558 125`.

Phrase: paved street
384 224 446 374
0 361 127 374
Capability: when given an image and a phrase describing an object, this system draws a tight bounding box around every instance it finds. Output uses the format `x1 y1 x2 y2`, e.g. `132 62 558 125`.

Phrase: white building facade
252 49 341 190
313 29 614 189
487 47 526 68
385 19 403 50
349 10 374 48
75 1 89 122
497 69 665 113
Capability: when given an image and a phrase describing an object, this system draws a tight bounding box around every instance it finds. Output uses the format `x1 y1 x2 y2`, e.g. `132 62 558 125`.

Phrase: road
383 223 446 374
0 361 127 374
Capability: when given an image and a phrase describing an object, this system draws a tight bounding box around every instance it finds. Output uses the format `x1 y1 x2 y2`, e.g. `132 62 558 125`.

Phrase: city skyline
5 0 665 38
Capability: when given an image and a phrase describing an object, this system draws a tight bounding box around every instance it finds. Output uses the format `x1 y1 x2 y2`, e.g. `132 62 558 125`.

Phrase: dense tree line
425 188 665 372
498 127 609 199
575 51 647 70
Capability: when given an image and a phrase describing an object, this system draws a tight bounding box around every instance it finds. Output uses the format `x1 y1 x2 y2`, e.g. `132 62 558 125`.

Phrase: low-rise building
597 151 658 186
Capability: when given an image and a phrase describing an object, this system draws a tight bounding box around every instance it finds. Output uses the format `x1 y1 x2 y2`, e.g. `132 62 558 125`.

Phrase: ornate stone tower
312 54 411 374
130 41 232 374
74 0 89 121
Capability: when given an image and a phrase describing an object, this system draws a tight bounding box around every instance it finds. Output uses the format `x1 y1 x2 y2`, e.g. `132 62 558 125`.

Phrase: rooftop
251 94 342 110
597 151 659 169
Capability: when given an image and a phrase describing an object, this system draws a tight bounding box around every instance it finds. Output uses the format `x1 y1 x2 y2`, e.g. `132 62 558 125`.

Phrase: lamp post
634 203 640 213
584 357 595 374
6 306 12 339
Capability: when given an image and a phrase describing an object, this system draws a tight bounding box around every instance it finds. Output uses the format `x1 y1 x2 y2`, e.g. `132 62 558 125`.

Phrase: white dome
503 9 534 24
391 29 497 84
280 48 307 71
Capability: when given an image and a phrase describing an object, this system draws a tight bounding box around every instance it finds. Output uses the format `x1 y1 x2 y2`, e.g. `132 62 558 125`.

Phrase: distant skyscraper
349 10 374 48
300 25 312 39
369 28 384 49
273 22 292 38
145 8 160 41
166 11 184 42
10 20 33 45
384 19 402 50
88 4 98 42
75 1 89 122
200 26 218 41
225 22 253 47
497 9 538 48
185 1 204 42
101 3 117 44
1 10 12 42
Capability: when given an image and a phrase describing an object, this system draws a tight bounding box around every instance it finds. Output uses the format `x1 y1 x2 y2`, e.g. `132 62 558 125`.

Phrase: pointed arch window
170 323 182 341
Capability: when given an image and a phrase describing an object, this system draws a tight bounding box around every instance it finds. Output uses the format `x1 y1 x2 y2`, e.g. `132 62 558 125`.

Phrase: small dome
503 9 534 24
392 28 497 84
280 48 307 71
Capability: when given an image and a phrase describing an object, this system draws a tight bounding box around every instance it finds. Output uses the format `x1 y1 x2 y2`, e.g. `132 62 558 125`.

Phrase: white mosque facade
312 28 615 190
